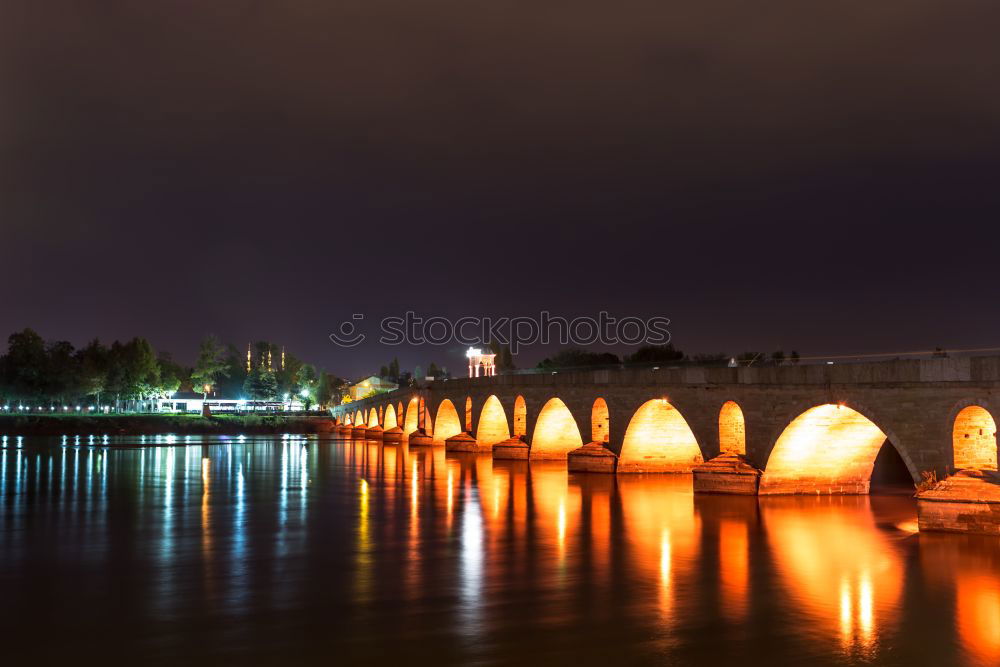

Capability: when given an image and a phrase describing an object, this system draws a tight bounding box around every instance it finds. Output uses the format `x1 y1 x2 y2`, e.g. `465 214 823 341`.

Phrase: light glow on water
0 436 993 665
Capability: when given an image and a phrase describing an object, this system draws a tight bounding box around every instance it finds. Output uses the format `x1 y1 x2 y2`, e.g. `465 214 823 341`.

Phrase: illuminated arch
952 405 997 471
591 398 609 443
476 395 511 446
513 396 526 437
619 399 703 472
760 404 899 495
530 398 583 460
719 401 746 455
465 397 473 432
384 403 397 429
433 399 462 445
367 408 379 428
354 409 363 425
403 398 419 434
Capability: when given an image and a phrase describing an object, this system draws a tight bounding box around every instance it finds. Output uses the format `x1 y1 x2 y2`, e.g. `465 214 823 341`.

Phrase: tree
316 372 343 408
771 350 786 365
379 365 389 378
537 348 620 370
219 343 248 397
243 367 278 402
190 335 230 399
44 340 77 403
427 362 441 379
692 353 728 365
156 353 186 399
501 346 514 371
489 342 516 372
76 339 109 408
4 328 47 402
121 338 160 411
388 358 400 380
626 344 684 365
737 351 765 366
276 351 304 399
297 364 318 410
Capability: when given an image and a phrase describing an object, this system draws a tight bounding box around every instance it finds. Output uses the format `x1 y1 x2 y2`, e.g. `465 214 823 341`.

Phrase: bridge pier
365 425 384 441
567 442 618 473
493 436 529 460
692 453 761 495
917 470 1000 536
351 425 368 438
382 426 403 443
445 432 488 452
408 429 434 447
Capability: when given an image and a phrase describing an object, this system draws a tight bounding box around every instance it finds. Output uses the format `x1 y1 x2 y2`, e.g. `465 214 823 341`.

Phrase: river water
0 434 997 665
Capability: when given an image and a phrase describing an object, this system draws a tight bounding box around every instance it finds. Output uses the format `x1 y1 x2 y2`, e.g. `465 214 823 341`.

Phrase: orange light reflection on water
762 496 903 658
920 534 1000 666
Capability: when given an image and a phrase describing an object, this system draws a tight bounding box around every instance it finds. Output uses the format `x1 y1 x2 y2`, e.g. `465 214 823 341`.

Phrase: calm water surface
0 435 998 665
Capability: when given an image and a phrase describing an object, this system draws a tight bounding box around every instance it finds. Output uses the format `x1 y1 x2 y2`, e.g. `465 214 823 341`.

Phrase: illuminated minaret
246 342 252 373
281 346 286 371
267 349 273 371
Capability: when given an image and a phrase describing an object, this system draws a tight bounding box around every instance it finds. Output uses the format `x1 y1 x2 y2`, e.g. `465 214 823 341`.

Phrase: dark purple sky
2 2 999 378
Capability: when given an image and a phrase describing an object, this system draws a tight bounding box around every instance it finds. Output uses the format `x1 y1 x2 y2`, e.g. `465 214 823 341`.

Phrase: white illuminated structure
466 347 497 378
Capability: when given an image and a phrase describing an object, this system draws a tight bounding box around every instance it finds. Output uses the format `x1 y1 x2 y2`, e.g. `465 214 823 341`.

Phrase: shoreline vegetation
0 413 336 437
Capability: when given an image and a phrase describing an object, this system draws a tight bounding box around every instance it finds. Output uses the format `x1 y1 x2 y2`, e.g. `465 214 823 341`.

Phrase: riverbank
0 413 336 437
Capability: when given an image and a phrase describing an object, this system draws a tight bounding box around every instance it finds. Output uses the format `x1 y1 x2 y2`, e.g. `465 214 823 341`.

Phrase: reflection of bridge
331 356 1000 533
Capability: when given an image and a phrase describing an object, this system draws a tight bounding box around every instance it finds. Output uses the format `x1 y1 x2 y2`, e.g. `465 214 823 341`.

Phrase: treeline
0 329 343 411
374 358 453 386
537 345 801 370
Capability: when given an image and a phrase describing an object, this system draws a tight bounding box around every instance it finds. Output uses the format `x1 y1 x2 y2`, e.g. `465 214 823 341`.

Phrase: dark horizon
3 2 1000 378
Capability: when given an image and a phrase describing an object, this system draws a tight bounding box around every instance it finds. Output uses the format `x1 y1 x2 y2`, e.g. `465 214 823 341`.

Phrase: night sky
3 2 999 378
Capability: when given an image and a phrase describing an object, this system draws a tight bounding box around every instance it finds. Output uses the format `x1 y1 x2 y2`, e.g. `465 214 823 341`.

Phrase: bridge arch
403 397 419 434
759 402 917 495
530 397 584 460
354 409 363 425
384 403 397 429
591 398 609 443
719 400 746 455
513 395 527 437
476 395 511 446
618 398 703 472
433 399 462 445
951 403 998 471
368 408 379 428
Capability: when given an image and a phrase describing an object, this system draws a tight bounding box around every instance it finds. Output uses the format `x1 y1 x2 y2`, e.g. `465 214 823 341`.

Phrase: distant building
156 391 303 414
347 376 398 401
466 347 496 378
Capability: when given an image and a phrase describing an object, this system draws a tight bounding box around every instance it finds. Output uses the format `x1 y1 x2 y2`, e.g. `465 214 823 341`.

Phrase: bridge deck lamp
466 347 497 378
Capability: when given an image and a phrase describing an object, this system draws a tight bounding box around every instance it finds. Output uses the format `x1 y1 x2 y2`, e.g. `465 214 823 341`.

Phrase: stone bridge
330 356 1000 507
